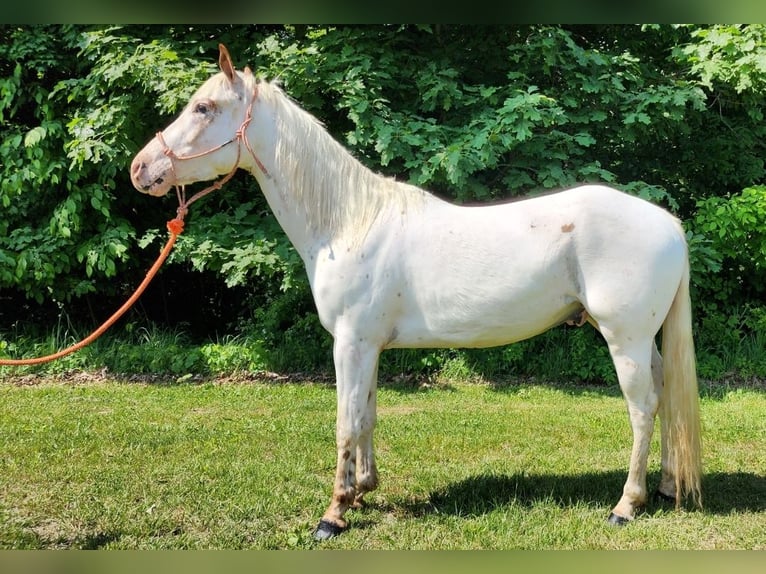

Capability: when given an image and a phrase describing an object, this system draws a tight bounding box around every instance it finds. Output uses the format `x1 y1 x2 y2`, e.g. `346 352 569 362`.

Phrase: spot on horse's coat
334 492 354 506
561 222 575 233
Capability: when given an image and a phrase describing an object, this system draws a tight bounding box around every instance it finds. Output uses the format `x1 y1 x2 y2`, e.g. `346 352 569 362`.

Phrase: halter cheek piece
155 84 270 219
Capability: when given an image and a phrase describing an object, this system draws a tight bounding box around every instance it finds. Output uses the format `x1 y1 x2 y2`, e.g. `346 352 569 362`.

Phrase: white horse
131 44 702 540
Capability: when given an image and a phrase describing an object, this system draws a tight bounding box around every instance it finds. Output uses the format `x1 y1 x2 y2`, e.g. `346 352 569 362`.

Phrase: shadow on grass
383 470 765 519
17 528 123 550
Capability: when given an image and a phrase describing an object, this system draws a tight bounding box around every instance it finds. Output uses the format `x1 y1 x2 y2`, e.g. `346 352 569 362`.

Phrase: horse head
130 44 257 197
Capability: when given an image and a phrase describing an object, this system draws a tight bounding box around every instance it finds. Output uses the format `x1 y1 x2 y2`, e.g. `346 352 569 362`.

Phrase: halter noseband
155 84 271 218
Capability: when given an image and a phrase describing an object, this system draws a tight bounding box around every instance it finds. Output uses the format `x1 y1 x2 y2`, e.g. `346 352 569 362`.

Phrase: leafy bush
692 186 766 304
3 25 766 382
199 337 267 374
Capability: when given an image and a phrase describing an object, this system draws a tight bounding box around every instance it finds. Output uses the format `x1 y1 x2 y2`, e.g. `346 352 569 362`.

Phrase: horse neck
244 82 406 257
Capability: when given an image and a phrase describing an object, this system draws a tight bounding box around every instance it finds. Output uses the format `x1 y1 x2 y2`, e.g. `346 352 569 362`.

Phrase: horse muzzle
130 149 174 197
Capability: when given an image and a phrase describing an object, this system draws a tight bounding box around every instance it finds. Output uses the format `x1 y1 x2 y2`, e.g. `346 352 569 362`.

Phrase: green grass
0 375 763 549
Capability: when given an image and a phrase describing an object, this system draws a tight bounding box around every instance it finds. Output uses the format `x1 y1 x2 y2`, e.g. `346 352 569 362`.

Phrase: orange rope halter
0 84 268 368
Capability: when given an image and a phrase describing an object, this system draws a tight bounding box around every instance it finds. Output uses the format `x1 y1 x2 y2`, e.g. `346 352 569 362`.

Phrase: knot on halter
158 131 177 159
167 218 185 236
236 118 251 140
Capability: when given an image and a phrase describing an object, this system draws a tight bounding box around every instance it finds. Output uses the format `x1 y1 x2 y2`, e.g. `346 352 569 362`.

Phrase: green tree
2 24 766 377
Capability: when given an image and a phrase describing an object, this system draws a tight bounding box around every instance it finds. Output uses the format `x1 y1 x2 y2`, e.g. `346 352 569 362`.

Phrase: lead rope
0 214 185 366
0 188 220 367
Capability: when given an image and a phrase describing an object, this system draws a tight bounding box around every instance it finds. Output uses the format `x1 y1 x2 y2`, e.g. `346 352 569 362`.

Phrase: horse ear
218 43 236 82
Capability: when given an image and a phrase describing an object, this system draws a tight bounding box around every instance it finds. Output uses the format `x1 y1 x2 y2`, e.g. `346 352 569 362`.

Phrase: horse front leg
313 334 380 541
353 361 379 508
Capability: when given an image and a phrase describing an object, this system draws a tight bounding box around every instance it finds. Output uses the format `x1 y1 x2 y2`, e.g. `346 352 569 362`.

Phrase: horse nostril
131 160 145 179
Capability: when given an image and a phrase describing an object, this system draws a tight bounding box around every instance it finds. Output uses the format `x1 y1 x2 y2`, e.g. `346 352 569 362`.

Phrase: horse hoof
654 489 676 504
607 512 630 526
312 519 346 541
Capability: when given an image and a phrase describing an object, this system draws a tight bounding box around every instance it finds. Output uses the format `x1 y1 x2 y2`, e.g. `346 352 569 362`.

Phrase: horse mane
252 78 426 241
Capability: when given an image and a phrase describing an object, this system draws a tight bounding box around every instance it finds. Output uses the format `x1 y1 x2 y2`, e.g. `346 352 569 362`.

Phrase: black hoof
607 512 630 526
654 489 676 504
312 519 346 541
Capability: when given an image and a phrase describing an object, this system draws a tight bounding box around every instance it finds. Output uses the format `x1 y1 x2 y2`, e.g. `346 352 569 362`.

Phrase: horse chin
146 185 173 197
134 178 174 197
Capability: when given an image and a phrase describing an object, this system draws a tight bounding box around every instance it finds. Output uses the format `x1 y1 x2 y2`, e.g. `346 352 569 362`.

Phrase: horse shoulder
307 225 407 340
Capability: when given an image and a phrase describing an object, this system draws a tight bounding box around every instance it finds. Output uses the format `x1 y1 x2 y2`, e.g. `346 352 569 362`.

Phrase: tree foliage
2 24 766 372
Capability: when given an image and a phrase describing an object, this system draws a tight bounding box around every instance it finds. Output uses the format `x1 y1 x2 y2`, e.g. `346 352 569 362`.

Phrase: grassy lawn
0 373 763 549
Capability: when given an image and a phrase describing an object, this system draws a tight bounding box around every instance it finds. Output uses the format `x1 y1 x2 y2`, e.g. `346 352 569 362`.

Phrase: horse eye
194 101 213 115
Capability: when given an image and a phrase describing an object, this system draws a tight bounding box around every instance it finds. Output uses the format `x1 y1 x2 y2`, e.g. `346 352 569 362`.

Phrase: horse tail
661 253 703 509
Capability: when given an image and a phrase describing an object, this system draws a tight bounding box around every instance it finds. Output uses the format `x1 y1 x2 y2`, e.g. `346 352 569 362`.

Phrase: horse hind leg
604 335 660 525
651 342 680 504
